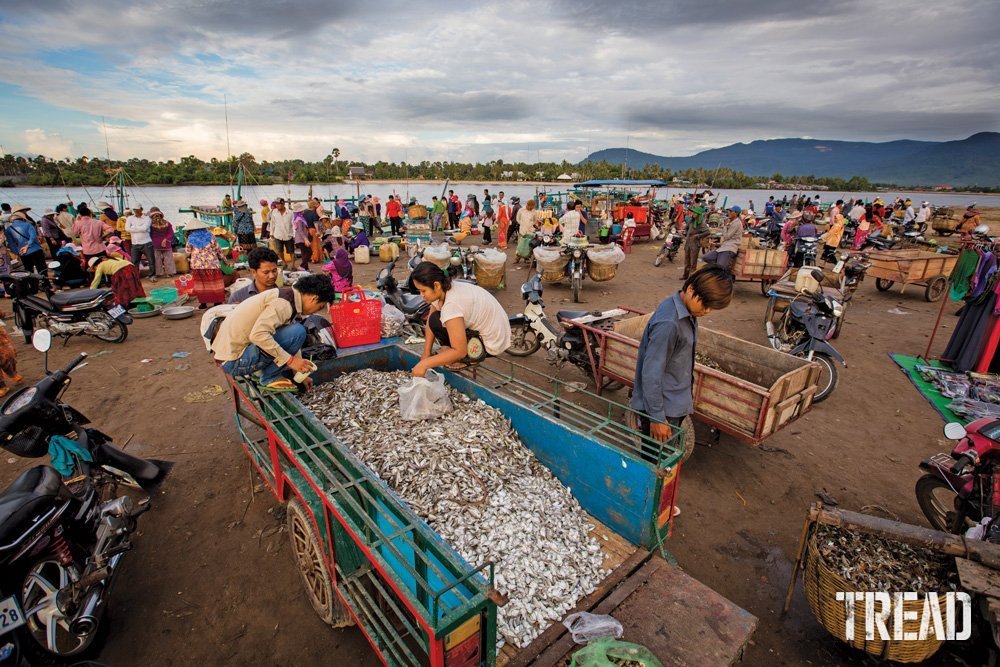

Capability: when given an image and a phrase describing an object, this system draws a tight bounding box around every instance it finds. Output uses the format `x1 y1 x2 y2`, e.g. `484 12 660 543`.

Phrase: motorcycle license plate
108 305 126 318
0 595 26 635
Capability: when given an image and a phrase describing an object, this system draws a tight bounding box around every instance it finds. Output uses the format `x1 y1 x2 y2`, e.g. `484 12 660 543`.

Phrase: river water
0 182 986 218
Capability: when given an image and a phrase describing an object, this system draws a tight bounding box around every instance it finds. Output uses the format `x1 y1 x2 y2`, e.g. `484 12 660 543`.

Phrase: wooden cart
867 249 958 302
931 207 958 236
567 308 821 446
732 238 789 295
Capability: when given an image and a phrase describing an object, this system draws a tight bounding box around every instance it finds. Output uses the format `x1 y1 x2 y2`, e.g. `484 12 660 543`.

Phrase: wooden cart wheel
287 498 354 628
760 279 776 296
875 278 894 292
925 276 947 302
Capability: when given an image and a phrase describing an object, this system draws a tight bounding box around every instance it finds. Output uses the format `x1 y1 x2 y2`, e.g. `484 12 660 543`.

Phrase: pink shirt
71 216 113 255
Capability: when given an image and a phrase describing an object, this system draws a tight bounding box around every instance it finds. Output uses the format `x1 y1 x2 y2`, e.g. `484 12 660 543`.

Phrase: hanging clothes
968 251 997 301
950 248 981 301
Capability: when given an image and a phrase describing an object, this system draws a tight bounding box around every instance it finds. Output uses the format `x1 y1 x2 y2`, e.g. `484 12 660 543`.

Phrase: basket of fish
803 522 959 662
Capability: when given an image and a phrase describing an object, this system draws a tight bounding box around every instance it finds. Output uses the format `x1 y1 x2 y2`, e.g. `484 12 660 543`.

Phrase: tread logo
836 592 972 641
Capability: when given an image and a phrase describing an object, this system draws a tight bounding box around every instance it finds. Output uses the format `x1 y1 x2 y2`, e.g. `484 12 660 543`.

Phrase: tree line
0 150 887 192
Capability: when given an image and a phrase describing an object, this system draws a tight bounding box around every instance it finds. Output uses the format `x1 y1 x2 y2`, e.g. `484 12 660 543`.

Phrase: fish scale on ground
301 369 609 649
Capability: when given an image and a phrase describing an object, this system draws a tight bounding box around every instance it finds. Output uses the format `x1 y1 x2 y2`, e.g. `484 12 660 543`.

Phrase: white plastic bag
562 611 624 644
474 248 507 270
533 246 566 269
423 242 453 267
381 304 406 338
587 245 626 266
398 370 453 420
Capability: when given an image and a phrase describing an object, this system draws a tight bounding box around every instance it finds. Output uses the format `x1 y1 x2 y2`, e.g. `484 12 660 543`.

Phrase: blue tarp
574 179 667 188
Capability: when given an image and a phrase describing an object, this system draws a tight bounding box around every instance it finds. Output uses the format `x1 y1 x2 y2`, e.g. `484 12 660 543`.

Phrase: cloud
23 129 74 158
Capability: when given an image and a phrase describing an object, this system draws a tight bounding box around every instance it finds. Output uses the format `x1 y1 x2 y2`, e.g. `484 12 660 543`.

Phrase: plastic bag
424 242 453 263
586 245 626 266
474 248 507 270
533 246 566 269
516 233 533 258
563 612 624 644
398 370 453 420
570 638 663 667
381 304 406 338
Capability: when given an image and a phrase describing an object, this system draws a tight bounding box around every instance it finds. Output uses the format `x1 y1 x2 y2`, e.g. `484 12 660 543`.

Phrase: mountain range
584 132 1000 187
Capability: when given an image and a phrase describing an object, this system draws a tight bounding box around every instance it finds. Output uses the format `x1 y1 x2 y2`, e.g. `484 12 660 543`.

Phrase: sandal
259 378 298 393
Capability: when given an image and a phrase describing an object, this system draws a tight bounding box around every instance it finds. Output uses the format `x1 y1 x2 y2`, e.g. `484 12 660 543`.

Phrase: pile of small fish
695 351 722 371
815 524 958 593
301 370 609 649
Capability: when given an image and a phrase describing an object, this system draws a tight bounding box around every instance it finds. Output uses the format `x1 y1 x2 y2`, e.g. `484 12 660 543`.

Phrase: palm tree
331 147 341 176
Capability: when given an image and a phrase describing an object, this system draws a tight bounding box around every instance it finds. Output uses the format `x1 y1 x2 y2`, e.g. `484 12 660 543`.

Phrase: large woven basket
476 265 505 289
588 263 618 282
803 526 946 662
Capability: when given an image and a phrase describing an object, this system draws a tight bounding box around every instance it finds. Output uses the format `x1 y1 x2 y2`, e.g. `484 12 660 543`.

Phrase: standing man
228 247 280 304
386 195 403 236
125 204 156 276
702 205 744 272
448 190 460 230
915 201 932 229
682 206 710 280
508 197 522 245
764 196 776 217
632 266 734 447
431 196 446 231
848 199 866 223
6 205 46 274
269 198 295 263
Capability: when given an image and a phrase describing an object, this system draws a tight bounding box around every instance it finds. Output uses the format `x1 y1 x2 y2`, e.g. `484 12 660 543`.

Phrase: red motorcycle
916 418 1000 533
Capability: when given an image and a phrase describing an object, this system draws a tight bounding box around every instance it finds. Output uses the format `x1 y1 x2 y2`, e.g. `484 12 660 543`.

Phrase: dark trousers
274 238 295 259
702 249 735 271
683 242 700 278
428 311 483 357
296 243 311 270
130 241 155 274
482 224 492 244
20 250 46 274
389 216 402 236
44 238 62 259
448 211 458 230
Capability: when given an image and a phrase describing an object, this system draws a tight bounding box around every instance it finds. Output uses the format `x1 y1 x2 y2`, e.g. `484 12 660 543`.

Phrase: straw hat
98 201 112 209
351 222 364 231
11 203 30 213
182 218 210 231
148 206 162 216
88 256 104 268
292 202 306 212
234 199 248 208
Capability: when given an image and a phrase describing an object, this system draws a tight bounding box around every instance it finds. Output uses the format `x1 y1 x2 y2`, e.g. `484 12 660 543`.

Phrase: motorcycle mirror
32 329 51 353
943 422 967 441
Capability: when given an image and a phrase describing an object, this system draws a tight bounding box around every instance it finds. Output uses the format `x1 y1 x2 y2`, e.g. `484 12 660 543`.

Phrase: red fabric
192 268 225 305
110 264 145 308
386 200 402 217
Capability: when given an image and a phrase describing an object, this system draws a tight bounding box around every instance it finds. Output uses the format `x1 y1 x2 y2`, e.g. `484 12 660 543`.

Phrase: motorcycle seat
557 310 591 321
0 466 67 549
398 292 426 313
49 289 111 308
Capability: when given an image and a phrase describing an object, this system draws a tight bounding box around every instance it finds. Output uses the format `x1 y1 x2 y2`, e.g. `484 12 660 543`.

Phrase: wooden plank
956 558 1000 598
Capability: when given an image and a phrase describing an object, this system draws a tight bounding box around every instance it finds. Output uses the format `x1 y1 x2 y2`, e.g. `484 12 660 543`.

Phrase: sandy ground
1 210 998 665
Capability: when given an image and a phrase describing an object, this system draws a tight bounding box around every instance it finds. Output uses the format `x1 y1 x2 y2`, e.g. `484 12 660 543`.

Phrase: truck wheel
925 276 947 302
287 498 354 628
875 278 894 291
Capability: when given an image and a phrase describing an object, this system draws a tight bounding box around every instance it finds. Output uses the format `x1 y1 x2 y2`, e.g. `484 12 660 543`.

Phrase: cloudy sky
0 0 997 163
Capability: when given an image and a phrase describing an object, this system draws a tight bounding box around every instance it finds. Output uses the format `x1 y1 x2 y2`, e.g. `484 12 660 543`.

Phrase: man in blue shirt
5 204 46 273
631 266 734 444
228 247 280 304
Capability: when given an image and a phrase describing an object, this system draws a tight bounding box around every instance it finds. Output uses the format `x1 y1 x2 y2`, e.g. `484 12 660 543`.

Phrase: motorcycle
375 259 430 338
765 268 846 402
831 251 871 297
792 236 819 268
0 331 169 664
653 226 683 267
916 419 1000 534
0 272 132 345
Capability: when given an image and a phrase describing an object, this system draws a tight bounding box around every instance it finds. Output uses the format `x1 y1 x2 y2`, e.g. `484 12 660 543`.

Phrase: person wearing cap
184 218 229 308
233 199 256 256
89 255 145 307
71 203 115 262
902 199 916 228
701 206 744 271
268 198 295 262
5 204 46 274
915 201 932 227
258 199 271 240
125 204 155 277
212 274 336 393
149 207 177 277
39 208 67 258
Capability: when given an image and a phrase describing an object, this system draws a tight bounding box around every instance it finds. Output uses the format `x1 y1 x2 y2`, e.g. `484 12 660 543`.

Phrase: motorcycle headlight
573 250 582 258
450 256 461 266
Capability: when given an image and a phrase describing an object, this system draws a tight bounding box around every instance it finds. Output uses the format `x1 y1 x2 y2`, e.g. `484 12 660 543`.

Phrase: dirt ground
1 210 998 666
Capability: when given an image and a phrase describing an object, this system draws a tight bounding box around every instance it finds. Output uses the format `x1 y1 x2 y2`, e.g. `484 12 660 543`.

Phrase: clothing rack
923 238 1000 364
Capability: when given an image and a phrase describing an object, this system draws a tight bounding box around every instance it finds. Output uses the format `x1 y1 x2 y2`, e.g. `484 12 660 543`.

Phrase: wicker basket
540 268 567 283
476 265 505 289
803 526 947 662
588 263 618 282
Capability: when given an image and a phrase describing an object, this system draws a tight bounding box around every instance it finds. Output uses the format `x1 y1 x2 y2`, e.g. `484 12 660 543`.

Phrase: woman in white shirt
409 262 511 376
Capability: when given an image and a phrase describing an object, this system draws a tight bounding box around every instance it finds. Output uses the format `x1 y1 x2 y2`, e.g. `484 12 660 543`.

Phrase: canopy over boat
574 179 667 187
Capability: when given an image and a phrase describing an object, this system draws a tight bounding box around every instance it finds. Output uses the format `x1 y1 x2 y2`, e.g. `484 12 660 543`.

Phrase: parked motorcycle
0 272 131 345
916 419 1000 534
653 226 683 267
765 268 845 402
375 260 430 338
832 251 871 297
0 331 169 664
792 236 819 268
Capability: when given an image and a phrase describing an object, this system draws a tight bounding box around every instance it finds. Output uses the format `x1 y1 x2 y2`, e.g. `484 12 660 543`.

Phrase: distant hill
584 132 1000 186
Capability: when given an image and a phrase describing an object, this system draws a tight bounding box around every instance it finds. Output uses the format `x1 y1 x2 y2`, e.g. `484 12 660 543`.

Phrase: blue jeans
221 323 307 385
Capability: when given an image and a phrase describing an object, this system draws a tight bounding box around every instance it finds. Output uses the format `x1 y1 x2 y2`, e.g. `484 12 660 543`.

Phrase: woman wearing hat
89 255 145 308
150 207 177 277
5 204 47 274
39 208 68 258
348 222 370 254
233 199 256 256
184 218 228 308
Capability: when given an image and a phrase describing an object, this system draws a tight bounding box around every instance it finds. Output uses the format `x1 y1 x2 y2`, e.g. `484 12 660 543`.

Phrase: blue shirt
6 220 42 256
630 292 698 420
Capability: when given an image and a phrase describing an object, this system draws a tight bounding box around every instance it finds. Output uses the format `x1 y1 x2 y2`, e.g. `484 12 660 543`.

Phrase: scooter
916 419 1000 534
0 331 169 664
653 226 683 267
375 260 430 338
765 268 846 402
0 272 132 345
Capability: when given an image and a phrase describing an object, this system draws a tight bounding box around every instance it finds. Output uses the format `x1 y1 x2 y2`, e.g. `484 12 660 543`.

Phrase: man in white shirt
125 204 156 276
268 198 295 261
848 201 866 223
902 201 916 226
915 201 932 226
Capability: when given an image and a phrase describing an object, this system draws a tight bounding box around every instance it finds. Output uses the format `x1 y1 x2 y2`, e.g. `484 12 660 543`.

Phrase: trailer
561 309 821 446
224 341 757 666
867 249 959 302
